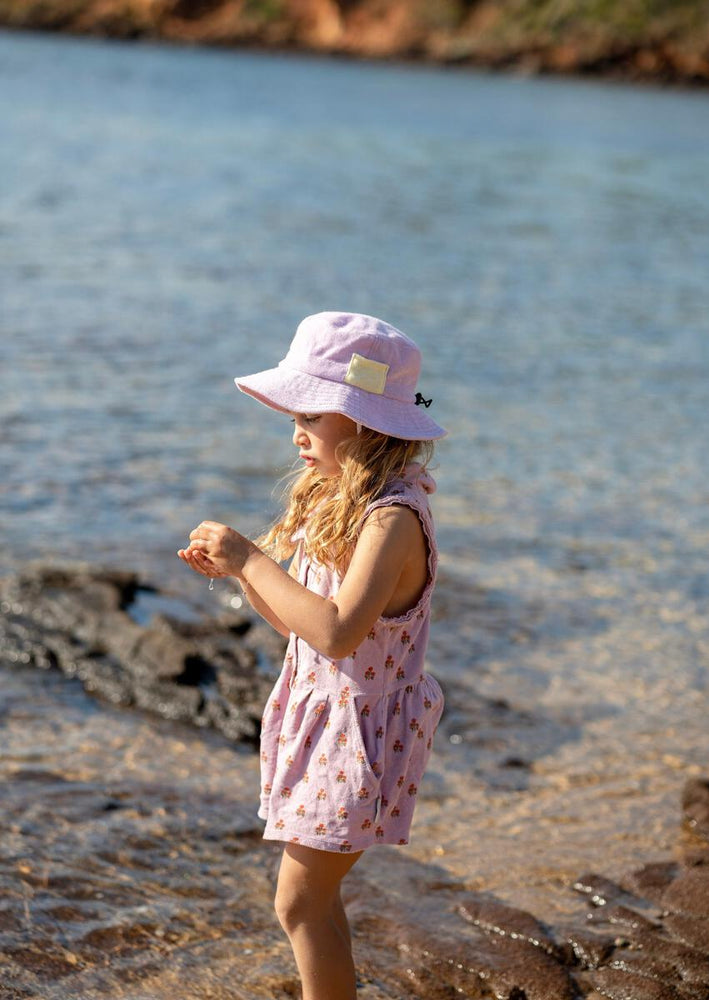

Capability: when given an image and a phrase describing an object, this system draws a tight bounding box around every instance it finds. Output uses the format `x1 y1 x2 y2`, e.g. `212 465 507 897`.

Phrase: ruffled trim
261 828 408 853
400 462 436 495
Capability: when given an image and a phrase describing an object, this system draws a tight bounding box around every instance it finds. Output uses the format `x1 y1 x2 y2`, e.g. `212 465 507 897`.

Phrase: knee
274 884 307 935
274 883 332 936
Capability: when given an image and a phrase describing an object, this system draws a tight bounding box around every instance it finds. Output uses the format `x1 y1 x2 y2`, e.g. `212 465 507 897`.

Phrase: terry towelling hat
234 312 446 441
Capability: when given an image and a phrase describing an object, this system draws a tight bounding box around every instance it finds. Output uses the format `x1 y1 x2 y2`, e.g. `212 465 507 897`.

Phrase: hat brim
234 366 446 441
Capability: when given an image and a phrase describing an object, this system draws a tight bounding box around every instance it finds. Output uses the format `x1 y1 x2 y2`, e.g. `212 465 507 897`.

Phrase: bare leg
332 887 351 951
275 843 363 1000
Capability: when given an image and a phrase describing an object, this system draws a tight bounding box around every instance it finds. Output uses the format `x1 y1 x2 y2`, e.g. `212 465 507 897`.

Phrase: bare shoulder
358 504 426 574
360 503 423 545
360 504 427 618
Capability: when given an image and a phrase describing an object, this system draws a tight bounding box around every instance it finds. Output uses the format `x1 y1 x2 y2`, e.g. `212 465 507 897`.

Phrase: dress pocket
347 697 382 794
422 673 445 728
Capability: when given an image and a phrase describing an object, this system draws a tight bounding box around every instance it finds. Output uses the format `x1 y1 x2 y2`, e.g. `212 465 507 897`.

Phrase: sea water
1 27 709 993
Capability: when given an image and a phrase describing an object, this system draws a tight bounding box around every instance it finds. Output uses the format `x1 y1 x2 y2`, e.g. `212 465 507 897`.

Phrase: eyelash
291 415 320 426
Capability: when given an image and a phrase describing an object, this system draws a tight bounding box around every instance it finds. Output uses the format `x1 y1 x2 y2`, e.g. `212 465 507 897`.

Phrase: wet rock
455 897 578 999
346 857 581 1000
0 564 281 745
459 895 564 959
664 913 709 954
589 904 662 934
573 873 628 907
3 661 709 1000
683 778 709 842
661 868 709 919
621 862 680 904
3 567 709 998
586 967 687 1000
630 932 709 989
571 848 709 1000
563 929 616 969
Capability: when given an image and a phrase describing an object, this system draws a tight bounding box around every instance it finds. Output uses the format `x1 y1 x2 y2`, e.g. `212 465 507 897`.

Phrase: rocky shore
0 564 284 746
0 0 708 85
1 564 709 998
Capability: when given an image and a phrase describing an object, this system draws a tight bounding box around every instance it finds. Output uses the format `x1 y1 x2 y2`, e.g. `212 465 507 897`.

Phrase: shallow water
1 607 705 998
1 27 709 997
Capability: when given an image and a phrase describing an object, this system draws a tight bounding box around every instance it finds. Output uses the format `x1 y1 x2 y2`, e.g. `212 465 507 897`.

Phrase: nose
292 420 308 447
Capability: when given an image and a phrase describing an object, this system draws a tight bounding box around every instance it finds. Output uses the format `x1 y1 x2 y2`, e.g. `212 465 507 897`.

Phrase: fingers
186 538 220 568
190 548 210 568
178 546 216 578
180 522 243 578
189 520 226 541
192 549 222 575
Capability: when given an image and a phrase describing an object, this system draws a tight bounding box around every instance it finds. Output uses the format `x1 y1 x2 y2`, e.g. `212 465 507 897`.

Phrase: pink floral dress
258 465 444 853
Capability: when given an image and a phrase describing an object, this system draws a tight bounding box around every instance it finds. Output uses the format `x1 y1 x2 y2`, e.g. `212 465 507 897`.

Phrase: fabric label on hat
344 353 389 395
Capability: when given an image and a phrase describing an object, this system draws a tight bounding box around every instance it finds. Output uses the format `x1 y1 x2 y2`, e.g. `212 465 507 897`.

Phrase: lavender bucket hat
234 312 446 441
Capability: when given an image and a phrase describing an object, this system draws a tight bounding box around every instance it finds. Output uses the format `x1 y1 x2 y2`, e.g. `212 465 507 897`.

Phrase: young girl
178 312 445 1000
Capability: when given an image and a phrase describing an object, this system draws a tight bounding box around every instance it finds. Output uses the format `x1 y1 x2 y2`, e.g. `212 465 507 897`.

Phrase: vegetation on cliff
0 0 708 82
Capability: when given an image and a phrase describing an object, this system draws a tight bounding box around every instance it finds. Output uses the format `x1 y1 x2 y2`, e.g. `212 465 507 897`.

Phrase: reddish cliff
0 0 708 84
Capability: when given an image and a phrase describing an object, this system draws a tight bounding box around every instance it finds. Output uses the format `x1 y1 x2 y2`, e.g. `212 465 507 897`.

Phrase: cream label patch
344 353 389 395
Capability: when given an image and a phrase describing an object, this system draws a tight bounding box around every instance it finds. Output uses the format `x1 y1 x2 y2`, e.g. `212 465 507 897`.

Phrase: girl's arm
178 546 298 639
235 554 300 639
182 506 424 660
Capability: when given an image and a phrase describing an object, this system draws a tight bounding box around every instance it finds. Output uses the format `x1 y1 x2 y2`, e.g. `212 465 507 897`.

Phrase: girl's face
291 412 357 478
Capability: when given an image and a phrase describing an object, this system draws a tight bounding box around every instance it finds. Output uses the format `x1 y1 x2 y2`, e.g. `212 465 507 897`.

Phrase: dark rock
346 857 581 1000
0 564 282 746
568 843 709 1000
631 931 709 989
598 949 709 998
622 862 680 904
573 873 630 908
456 896 578 999
563 928 616 969
661 868 709 919
664 914 709 954
683 778 709 842
3 563 709 999
501 755 530 768
587 966 686 1000
459 896 564 959
591 905 662 934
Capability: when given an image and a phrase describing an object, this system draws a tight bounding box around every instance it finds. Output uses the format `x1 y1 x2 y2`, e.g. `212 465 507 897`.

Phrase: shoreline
2 664 709 999
0 5 708 88
2 564 709 997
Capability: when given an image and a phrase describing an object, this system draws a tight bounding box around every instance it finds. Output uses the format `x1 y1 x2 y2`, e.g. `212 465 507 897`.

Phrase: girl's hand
177 521 256 579
177 544 224 579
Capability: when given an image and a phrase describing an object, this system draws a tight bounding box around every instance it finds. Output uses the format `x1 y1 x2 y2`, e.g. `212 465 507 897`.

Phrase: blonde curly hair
258 427 434 574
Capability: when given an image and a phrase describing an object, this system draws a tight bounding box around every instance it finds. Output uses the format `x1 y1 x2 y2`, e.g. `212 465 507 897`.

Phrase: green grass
486 0 709 43
241 0 284 25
